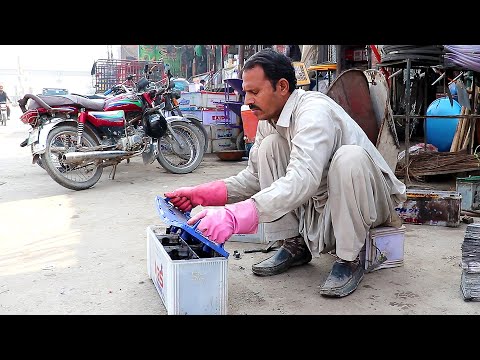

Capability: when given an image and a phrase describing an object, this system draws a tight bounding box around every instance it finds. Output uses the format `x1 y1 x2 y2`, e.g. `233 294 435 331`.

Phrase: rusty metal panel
326 69 379 145
395 189 462 227
364 68 400 172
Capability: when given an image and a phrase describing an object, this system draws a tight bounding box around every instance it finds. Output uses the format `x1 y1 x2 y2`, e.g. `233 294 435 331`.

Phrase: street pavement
0 106 479 314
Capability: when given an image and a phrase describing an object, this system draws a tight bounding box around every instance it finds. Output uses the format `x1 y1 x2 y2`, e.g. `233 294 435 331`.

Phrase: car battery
456 176 480 212
359 226 406 273
394 189 462 227
146 196 229 315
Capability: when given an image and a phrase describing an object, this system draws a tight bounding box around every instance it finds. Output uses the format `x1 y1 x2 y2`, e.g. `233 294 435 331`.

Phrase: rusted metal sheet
326 69 379 145
364 68 400 172
395 189 461 227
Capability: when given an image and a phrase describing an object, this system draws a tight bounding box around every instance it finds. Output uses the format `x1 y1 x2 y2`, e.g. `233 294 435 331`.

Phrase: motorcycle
151 65 209 153
21 65 208 170
18 66 205 191
0 102 7 126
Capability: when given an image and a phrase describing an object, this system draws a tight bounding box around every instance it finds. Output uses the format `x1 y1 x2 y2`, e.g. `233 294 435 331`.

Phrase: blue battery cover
155 196 229 258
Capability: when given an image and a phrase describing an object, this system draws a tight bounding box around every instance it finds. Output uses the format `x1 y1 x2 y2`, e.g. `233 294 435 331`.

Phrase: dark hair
243 48 297 93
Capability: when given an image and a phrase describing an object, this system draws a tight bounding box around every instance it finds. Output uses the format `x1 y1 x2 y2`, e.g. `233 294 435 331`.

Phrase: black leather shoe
252 245 312 276
319 259 364 298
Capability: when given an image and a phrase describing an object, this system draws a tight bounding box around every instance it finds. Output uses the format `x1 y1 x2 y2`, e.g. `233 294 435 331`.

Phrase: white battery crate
360 225 406 272
229 223 266 244
147 225 228 315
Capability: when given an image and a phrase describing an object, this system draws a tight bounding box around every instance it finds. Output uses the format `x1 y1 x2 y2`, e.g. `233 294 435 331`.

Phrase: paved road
0 106 479 314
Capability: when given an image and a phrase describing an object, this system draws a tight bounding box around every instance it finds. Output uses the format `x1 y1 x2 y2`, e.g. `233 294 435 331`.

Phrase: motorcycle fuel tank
104 93 143 112
87 110 125 127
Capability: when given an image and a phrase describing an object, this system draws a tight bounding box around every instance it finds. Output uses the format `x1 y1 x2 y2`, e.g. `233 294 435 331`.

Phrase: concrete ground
1 105 479 315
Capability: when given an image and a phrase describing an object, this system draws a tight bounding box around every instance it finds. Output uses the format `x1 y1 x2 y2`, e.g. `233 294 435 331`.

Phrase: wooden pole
238 45 245 78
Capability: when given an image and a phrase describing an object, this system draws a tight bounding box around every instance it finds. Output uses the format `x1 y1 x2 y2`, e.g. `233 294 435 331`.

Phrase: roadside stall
376 45 480 183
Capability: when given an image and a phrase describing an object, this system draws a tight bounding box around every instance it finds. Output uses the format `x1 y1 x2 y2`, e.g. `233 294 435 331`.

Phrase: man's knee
257 133 288 157
329 145 368 179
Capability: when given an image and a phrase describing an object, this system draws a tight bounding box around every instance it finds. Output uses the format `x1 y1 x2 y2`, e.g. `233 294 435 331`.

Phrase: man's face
242 65 290 123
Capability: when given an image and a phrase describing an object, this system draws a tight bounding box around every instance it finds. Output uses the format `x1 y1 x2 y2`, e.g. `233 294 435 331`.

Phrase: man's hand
187 199 259 244
165 180 228 212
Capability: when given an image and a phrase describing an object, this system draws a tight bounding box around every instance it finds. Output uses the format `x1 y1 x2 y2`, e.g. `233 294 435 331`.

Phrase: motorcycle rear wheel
157 122 204 174
43 124 103 191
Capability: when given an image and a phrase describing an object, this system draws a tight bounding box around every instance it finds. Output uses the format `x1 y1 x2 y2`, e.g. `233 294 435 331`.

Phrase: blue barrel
425 97 461 152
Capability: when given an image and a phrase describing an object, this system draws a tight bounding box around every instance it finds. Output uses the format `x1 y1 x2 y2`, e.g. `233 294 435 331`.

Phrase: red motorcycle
18 67 205 191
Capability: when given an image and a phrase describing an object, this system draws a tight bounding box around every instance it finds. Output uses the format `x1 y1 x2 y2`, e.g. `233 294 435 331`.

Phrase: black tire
184 116 209 153
236 130 245 151
170 110 208 153
43 124 103 191
156 121 204 174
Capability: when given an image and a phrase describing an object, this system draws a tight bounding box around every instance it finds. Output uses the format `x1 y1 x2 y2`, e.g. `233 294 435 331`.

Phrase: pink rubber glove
164 180 227 212
187 199 259 244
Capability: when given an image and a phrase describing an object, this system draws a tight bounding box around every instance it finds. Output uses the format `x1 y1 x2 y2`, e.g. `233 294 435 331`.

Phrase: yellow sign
292 62 310 87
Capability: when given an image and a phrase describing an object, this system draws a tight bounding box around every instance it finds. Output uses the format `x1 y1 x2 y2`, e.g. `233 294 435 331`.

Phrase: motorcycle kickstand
109 164 117 180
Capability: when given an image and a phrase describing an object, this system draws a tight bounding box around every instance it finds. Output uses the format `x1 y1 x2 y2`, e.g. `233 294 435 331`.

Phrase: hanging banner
139 45 159 61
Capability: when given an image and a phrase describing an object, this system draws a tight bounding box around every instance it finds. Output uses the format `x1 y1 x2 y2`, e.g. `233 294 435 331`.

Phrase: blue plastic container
425 97 461 152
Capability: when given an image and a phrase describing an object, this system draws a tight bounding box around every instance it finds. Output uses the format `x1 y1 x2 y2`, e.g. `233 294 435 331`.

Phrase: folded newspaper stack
461 223 480 301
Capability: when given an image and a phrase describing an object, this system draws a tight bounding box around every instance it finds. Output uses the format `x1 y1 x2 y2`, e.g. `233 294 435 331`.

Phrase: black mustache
249 105 260 111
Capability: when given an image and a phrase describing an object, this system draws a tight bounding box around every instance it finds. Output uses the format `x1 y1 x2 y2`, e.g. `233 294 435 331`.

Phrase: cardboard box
202 109 236 126
211 138 236 152
395 189 461 227
178 91 236 109
210 124 240 140
146 225 228 315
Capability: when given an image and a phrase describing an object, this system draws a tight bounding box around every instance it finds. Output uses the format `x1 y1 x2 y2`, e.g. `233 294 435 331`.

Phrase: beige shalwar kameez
223 89 406 261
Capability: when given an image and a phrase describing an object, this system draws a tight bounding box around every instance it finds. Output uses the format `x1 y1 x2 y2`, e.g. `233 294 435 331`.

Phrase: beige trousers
257 134 401 261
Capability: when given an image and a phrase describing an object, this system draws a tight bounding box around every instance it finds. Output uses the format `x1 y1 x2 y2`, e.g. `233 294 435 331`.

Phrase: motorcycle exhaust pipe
62 150 135 165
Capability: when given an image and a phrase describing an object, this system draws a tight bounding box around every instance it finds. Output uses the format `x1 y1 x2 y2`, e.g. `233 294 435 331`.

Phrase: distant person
199 79 206 91
0 84 11 119
287 45 302 62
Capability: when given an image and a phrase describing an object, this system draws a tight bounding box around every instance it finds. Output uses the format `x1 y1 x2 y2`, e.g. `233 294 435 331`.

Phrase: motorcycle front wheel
184 116 208 153
157 122 204 174
43 124 103 191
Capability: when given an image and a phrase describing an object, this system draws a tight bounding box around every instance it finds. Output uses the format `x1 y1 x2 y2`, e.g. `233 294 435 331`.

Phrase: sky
0 45 123 96
0 45 121 71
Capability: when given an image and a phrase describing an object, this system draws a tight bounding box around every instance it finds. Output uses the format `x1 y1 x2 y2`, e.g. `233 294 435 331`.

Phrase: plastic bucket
425 97 461 152
241 105 259 143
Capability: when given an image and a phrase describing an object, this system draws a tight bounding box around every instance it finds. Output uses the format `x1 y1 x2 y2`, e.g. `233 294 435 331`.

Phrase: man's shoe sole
319 271 364 298
252 252 312 276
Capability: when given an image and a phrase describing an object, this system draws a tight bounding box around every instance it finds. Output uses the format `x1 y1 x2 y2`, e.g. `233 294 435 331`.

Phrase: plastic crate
92 59 164 93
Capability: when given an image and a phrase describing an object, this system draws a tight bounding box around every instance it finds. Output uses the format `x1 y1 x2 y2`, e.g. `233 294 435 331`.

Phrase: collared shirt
224 88 406 223
0 91 9 103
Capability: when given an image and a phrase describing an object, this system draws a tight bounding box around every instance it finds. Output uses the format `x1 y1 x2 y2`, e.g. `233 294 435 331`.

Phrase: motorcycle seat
28 94 104 111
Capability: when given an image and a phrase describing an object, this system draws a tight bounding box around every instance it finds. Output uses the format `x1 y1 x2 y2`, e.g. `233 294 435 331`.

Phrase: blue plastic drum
425 97 461 152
